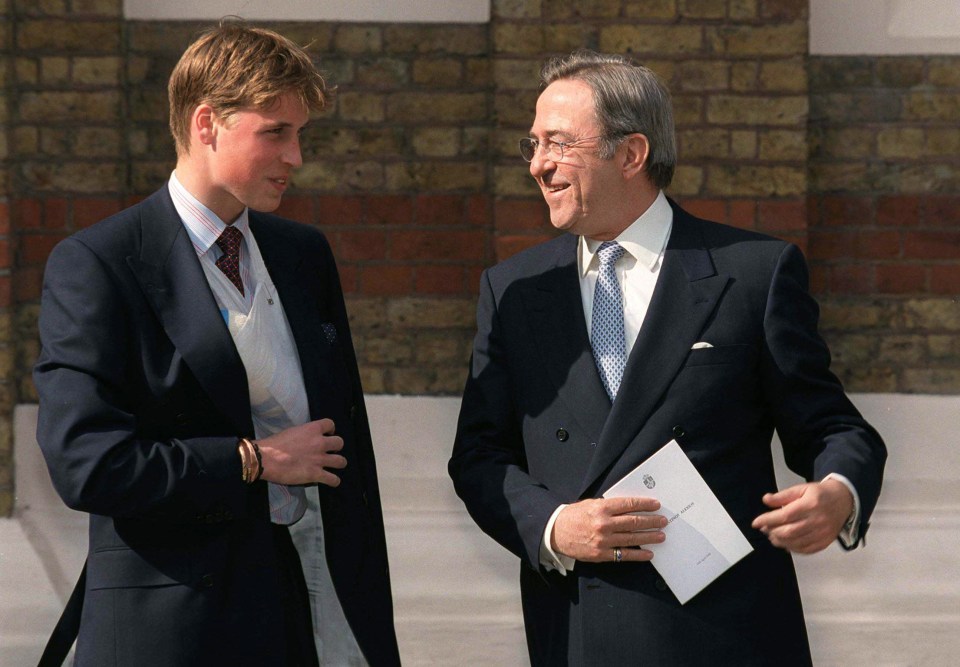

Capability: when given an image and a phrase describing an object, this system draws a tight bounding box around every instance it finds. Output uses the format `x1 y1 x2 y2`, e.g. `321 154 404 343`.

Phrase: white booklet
603 440 753 604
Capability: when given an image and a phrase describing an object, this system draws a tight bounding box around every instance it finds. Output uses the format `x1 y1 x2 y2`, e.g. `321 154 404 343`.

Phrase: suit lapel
521 235 611 443
579 209 729 495
126 187 253 434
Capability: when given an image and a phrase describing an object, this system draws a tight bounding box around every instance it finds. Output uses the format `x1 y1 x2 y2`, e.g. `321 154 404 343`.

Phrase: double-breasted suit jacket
34 186 401 666
450 201 886 666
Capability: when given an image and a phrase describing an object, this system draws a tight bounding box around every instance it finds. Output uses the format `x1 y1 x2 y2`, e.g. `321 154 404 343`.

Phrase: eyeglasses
519 135 607 162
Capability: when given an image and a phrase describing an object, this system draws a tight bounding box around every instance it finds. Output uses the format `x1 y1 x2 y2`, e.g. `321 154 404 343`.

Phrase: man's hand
256 418 347 487
751 479 854 554
551 497 666 563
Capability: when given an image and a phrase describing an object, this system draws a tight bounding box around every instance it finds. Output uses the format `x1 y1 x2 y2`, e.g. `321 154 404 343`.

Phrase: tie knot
597 241 625 268
215 225 243 257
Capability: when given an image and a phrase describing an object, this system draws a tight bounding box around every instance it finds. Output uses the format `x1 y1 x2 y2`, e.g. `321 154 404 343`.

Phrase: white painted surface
123 0 490 23
811 0 960 54
8 393 960 665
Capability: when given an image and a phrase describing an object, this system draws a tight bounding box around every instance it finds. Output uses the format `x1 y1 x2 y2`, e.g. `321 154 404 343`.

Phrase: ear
620 133 650 181
192 103 218 147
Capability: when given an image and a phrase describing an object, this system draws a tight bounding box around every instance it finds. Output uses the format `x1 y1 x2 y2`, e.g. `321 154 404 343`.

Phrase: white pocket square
691 341 714 349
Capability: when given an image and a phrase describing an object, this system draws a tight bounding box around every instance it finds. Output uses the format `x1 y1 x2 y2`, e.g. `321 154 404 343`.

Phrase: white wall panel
123 0 490 23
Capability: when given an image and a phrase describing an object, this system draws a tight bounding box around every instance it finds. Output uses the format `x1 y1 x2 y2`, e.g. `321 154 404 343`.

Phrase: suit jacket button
672 425 685 439
350 405 358 420
655 577 667 592
556 428 569 442
200 574 214 588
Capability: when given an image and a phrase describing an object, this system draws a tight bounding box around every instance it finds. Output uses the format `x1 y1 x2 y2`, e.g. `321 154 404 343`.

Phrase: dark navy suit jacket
450 201 885 666
34 186 401 666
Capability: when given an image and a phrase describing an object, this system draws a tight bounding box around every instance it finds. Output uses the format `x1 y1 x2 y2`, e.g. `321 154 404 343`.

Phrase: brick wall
809 56 960 392
1 0 957 513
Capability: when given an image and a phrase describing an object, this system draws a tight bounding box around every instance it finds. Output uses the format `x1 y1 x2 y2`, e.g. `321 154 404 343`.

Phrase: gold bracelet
239 438 262 484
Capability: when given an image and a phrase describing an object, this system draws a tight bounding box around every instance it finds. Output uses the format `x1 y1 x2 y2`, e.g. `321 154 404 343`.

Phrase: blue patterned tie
591 241 627 400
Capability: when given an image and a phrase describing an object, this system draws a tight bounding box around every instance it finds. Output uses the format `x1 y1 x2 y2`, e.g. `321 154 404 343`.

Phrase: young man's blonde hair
168 21 329 156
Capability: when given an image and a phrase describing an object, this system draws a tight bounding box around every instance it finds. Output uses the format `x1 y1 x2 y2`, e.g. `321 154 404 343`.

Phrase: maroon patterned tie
215 226 245 296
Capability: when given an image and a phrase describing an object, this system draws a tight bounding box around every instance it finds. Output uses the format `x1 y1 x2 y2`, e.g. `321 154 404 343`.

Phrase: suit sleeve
449 269 564 571
760 243 886 542
33 237 246 520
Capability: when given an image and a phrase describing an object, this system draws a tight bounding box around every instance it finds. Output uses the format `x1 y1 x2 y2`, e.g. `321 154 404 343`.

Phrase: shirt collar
168 171 250 257
579 190 673 277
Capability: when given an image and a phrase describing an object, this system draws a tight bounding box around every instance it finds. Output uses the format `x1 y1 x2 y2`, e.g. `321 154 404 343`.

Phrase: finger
617 546 655 562
321 436 344 453
609 513 667 533
316 470 341 488
617 530 666 549
320 454 348 470
317 417 336 435
762 483 807 508
603 496 661 515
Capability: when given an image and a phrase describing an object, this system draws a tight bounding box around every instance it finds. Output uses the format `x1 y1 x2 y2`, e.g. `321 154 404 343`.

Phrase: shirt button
199 574 214 588
556 428 569 442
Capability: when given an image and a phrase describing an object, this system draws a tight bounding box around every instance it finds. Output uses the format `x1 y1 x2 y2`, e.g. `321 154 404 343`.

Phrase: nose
285 137 303 168
528 149 555 179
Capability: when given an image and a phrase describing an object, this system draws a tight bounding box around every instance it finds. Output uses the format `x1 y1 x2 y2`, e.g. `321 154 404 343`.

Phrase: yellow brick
924 128 960 157
877 127 926 159
40 57 69 85
929 58 960 87
387 161 486 191
679 0 726 19
707 164 806 196
387 93 487 123
73 57 122 86
412 59 464 86
493 24 544 54
17 19 119 52
707 95 807 126
495 91 540 127
341 161 385 190
730 62 758 91
494 59 542 90
759 129 806 161
412 128 461 157
74 128 123 157
903 92 960 121
334 25 382 54
730 130 757 158
672 95 704 125
624 0 677 19
20 91 121 122
72 0 122 16
16 58 38 85
678 128 729 159
674 60 729 91
544 24 598 53
729 0 758 19
22 161 124 192
292 162 344 190
716 23 806 56
493 0 542 19
384 26 486 55
759 58 807 93
13 127 38 154
338 92 385 123
545 0 621 18
600 25 703 55
492 165 537 196
668 165 704 195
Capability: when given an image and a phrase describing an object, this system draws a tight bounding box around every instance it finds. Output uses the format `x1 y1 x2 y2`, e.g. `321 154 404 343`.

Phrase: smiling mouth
543 182 569 194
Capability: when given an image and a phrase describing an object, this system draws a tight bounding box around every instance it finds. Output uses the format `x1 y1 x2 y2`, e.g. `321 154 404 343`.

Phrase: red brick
758 199 807 232
683 199 726 223
14 199 42 230
809 231 856 260
45 198 68 230
496 234 553 261
876 195 920 227
415 195 464 226
465 195 491 227
465 264 485 293
728 200 757 228
390 230 487 261
780 233 808 254
0 240 9 269
494 199 547 232
830 264 875 294
821 195 873 228
335 231 388 261
0 202 9 234
415 266 465 295
73 198 123 229
367 195 414 226
903 232 960 260
21 234 66 264
124 195 147 208
275 196 315 224
922 195 960 227
360 265 413 296
317 195 363 226
857 231 901 260
13 266 42 302
0 275 11 307
337 264 359 294
930 265 960 294
876 264 925 294
808 265 830 295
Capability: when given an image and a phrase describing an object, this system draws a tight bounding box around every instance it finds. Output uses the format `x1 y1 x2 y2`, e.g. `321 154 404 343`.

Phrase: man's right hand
256 418 347 487
551 497 666 563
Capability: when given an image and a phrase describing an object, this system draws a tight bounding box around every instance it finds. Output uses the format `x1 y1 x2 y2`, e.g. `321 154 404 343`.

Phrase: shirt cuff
539 504 576 574
823 473 861 547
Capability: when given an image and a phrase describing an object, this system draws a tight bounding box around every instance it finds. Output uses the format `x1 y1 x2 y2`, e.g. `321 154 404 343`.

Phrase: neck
174 158 243 224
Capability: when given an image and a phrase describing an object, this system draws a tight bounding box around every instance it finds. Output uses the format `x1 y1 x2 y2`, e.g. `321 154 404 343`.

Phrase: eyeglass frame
518 134 611 162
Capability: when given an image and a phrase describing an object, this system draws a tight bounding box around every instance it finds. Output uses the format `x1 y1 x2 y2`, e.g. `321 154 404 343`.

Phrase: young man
450 51 886 665
34 23 400 666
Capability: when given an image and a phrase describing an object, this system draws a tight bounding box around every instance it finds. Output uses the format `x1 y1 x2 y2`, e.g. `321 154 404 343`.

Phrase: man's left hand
751 479 854 554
